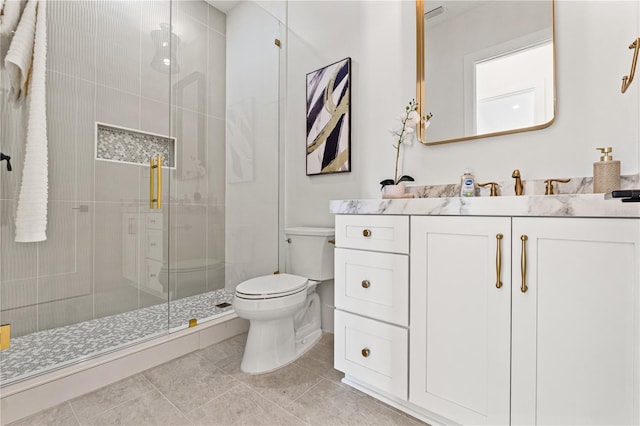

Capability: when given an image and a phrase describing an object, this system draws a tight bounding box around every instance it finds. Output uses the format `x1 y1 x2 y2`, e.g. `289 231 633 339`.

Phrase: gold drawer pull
361 348 370 358
521 235 528 293
361 280 370 288
495 234 503 289
362 229 372 237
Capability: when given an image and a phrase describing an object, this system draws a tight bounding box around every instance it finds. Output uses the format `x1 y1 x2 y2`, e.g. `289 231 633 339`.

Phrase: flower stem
394 139 401 183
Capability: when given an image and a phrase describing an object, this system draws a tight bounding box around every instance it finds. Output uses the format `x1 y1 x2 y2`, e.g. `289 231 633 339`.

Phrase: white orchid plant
380 99 432 190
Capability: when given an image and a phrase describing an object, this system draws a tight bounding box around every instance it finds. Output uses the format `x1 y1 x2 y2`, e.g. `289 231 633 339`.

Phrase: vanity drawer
146 230 163 260
146 213 163 230
144 259 163 293
335 215 409 254
335 248 408 326
334 310 408 400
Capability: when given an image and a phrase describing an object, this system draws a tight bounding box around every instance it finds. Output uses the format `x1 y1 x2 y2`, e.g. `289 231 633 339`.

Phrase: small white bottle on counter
460 169 476 197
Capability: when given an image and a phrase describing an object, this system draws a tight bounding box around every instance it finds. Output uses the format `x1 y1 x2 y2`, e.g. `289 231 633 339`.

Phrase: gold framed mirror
416 0 556 145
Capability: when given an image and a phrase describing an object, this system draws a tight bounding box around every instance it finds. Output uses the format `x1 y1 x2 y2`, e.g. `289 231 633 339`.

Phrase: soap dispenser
460 169 476 197
593 147 621 193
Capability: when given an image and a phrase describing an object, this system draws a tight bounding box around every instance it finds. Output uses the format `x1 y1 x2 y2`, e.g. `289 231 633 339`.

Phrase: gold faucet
512 169 524 196
478 181 500 196
544 178 571 195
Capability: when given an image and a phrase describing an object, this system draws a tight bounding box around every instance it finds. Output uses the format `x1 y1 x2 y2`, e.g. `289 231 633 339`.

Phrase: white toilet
233 227 334 374
158 257 224 295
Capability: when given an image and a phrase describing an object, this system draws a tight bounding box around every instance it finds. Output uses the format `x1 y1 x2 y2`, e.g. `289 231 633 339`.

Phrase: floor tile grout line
239 381 311 426
66 401 82 426
141 373 195 425
77 387 158 425
285 376 328 408
181 381 242 423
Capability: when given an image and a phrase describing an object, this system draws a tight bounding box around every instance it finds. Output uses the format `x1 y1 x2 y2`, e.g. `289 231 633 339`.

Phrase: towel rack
621 37 640 93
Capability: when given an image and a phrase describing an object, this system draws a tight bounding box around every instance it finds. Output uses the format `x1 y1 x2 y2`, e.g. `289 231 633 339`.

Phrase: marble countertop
330 194 640 218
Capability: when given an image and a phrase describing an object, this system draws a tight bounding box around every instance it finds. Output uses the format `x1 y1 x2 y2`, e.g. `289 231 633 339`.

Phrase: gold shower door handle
495 234 503 289
149 156 155 209
157 155 162 209
520 235 528 293
149 155 162 209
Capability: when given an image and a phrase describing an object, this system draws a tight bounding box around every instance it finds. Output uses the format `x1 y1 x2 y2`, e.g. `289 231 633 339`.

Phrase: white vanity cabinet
410 216 640 425
333 215 410 400
410 216 512 425
510 217 639 426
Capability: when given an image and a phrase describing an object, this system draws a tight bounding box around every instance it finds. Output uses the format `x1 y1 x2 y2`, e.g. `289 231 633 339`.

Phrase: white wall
285 0 640 228
285 0 416 228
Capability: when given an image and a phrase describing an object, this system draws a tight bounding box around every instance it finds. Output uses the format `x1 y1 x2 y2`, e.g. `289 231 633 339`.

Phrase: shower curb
0 314 248 425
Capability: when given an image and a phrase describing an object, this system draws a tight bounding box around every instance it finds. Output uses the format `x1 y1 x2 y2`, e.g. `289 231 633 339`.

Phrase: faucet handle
0 153 11 171
478 182 500 196
544 178 571 195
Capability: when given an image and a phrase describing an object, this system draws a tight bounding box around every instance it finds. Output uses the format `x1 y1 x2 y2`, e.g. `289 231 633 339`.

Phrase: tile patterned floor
1 290 234 386
9 333 426 426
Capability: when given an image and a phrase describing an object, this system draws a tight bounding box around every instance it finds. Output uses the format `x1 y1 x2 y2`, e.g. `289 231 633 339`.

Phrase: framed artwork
306 57 351 175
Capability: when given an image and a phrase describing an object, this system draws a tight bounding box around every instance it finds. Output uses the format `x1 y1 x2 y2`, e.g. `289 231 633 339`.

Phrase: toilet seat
160 258 221 274
235 273 308 300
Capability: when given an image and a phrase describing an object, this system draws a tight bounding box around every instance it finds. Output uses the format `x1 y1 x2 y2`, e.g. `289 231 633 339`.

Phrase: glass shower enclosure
0 0 282 388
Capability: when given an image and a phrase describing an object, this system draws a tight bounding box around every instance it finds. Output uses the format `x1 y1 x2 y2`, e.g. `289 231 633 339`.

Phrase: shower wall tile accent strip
95 122 176 168
0 289 234 386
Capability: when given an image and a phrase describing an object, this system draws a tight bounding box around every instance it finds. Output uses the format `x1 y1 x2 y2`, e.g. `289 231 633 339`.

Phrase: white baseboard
0 314 248 425
341 375 454 426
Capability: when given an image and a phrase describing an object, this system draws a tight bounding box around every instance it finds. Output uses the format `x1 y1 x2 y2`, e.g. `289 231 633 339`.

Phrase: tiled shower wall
0 0 226 337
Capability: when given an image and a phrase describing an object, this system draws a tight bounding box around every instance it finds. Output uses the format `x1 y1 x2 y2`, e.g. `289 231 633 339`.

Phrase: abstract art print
306 57 351 175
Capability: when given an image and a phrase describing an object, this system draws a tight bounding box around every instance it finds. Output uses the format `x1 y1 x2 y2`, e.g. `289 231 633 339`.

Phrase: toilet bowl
158 257 223 296
233 227 334 374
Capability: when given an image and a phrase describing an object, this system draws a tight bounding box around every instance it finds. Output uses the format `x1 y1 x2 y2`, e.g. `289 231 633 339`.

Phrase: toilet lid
235 274 308 299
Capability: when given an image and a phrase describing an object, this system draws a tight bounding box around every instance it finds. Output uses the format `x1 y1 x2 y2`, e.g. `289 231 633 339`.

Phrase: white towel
0 0 27 67
4 0 35 102
10 0 47 242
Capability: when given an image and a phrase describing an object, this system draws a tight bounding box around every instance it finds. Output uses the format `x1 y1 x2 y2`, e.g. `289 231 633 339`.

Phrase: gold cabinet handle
495 234 503 288
361 348 370 358
361 280 370 289
520 235 528 293
362 229 372 237
149 155 162 209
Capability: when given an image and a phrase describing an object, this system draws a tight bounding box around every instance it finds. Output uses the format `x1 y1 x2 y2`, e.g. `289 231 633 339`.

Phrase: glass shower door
91 0 174 347
0 0 174 386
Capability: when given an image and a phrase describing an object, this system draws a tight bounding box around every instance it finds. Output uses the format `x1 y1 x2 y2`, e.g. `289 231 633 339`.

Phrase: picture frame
306 57 351 175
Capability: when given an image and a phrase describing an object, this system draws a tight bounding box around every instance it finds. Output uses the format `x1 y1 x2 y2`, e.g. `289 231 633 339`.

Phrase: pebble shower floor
0 289 234 386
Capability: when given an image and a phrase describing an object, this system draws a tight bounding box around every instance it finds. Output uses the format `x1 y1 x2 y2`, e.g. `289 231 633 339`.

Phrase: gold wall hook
621 38 640 93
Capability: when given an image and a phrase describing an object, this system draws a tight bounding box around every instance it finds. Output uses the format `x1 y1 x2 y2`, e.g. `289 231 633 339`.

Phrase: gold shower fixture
621 37 640 93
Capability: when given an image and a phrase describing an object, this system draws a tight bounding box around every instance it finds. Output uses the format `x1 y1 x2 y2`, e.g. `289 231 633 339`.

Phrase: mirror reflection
420 0 555 144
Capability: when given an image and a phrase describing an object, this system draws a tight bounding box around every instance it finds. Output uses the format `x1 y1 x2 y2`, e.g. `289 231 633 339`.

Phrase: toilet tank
285 227 334 281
